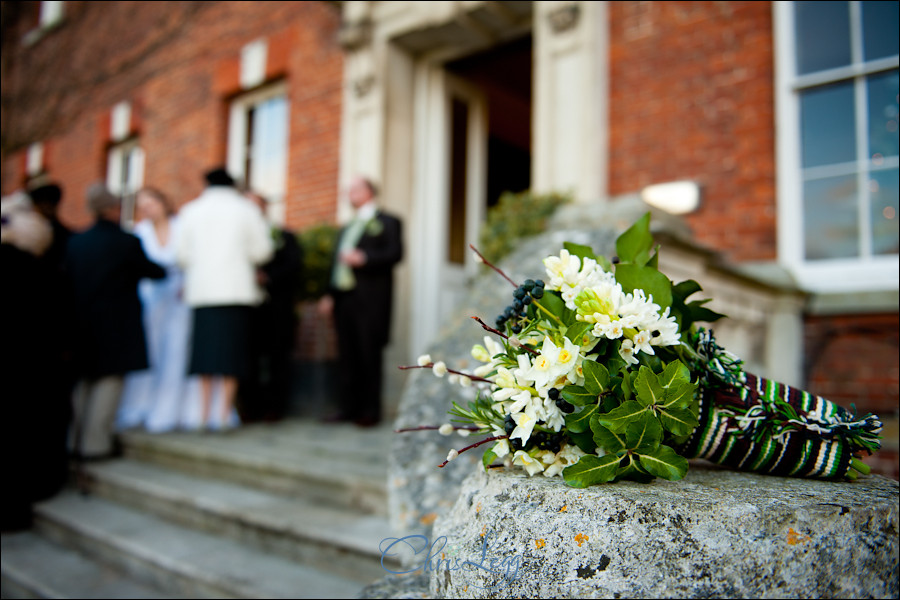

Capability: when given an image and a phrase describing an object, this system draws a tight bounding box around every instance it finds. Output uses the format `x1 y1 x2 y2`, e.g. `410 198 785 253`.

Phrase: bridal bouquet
399 213 882 487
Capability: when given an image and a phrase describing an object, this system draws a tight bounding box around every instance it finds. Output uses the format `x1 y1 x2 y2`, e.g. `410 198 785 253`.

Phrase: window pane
249 95 288 199
868 70 900 160
794 1 851 75
800 82 857 168
862 1 900 62
870 168 900 255
804 173 859 260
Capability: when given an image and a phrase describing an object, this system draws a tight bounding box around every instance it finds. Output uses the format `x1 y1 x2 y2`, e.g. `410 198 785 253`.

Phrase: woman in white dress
117 188 200 432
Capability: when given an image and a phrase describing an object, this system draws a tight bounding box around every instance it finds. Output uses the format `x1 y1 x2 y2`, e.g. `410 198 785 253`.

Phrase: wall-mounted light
640 180 701 215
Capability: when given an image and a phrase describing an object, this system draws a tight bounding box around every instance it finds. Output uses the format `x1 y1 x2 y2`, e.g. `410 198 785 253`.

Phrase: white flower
433 361 448 377
446 449 459 462
459 375 472 388
525 336 580 391
448 374 459 384
510 410 537 444
492 438 511 458
512 450 545 476
438 424 454 436
457 428 471 437
417 354 432 366
470 344 491 363
632 329 654 355
619 339 639 366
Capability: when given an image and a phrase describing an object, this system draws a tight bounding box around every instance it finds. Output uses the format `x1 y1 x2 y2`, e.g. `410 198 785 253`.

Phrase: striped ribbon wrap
677 331 883 480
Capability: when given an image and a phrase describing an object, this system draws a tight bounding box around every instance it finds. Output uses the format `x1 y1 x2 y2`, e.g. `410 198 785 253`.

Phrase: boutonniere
365 218 384 237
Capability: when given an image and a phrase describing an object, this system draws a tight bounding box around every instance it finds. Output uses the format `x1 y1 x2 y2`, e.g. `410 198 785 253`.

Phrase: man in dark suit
64 183 165 460
319 176 403 427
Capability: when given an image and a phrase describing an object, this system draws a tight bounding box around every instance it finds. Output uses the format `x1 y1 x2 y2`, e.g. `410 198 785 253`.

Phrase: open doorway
446 34 533 237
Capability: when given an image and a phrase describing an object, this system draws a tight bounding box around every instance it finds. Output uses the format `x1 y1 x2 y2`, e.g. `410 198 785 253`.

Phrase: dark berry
556 399 575 413
612 256 620 264
548 387 560 400
511 437 524 451
503 415 515 435
513 286 526 300
550 443 561 453
511 324 522 334
522 295 532 305
504 306 515 318
523 279 535 290
495 316 507 329
512 299 523 312
531 287 544 299
534 279 545 289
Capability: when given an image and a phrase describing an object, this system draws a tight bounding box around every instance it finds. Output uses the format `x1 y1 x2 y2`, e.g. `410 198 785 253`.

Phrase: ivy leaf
661 381 696 411
633 366 665 408
590 416 627 454
615 211 653 265
563 241 597 264
636 445 689 481
658 407 700 436
582 361 609 395
658 360 691 389
568 429 598 454
565 403 598 434
594 400 647 433
482 449 497 470
625 412 663 451
614 264 673 310
563 454 622 488
615 456 656 483
539 291 567 323
560 385 596 407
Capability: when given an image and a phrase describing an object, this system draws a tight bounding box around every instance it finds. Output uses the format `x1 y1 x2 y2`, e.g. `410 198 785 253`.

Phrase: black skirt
188 305 252 378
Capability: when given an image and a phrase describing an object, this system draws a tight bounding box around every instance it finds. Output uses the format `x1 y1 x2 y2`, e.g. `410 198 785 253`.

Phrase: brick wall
804 313 900 479
608 1 776 263
1 0 343 232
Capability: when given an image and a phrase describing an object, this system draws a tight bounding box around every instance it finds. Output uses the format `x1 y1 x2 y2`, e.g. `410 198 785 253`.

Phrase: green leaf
614 264 673 310
590 416 627 453
672 279 702 302
565 403 599 434
560 385 596 407
633 366 665 408
538 291 567 322
658 360 691 389
568 429 598 454
565 322 592 346
582 361 610 395
594 400 647 433
563 454 622 488
658 407 700 436
636 445 689 481
615 212 653 265
625 412 663 451
615 457 656 483
563 242 598 264
661 381 696 410
482 449 497 470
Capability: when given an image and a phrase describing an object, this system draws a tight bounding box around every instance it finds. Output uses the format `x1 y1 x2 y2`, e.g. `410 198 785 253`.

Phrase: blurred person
239 191 304 423
27 182 72 270
318 176 403 427
175 168 274 432
63 183 166 461
1 192 73 530
117 187 201 433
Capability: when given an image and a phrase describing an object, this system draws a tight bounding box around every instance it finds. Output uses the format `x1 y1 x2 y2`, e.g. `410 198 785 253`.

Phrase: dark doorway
446 35 533 209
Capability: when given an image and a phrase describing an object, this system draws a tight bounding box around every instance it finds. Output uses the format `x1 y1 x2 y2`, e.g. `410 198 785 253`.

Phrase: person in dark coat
64 183 166 460
240 191 304 423
318 176 403 427
1 192 74 530
28 182 72 271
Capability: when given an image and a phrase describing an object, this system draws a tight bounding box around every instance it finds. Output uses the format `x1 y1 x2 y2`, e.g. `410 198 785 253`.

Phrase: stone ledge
429 463 899 599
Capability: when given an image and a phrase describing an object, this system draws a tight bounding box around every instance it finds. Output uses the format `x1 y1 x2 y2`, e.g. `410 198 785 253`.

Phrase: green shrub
297 223 339 302
477 189 571 263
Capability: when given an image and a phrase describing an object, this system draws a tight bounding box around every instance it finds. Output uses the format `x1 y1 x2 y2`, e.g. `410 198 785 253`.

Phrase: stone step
119 420 392 516
1 530 175 599
30 491 369 599
74 458 399 584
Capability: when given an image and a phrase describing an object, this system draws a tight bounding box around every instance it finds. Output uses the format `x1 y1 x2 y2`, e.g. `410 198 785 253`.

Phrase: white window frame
226 82 289 225
39 1 64 29
774 1 899 293
106 139 144 229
